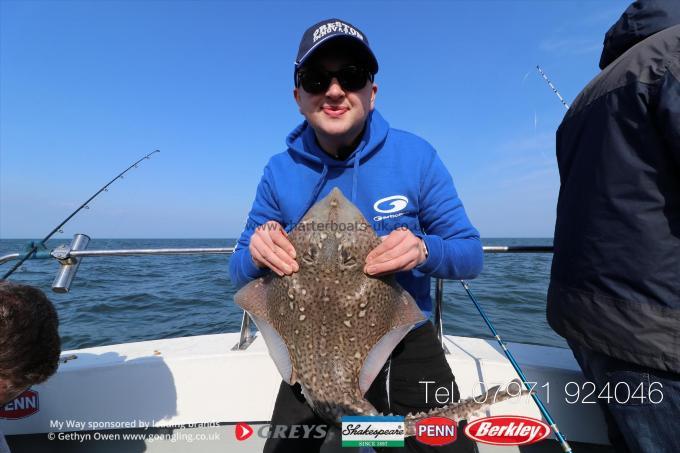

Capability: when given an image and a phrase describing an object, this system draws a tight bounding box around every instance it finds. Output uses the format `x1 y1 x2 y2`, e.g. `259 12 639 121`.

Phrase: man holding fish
230 18 483 452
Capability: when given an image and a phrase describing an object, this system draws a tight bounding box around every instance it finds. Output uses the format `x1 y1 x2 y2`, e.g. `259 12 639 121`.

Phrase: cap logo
313 21 364 43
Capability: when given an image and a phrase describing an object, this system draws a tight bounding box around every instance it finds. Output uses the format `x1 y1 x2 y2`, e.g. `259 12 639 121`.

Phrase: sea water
0 238 565 350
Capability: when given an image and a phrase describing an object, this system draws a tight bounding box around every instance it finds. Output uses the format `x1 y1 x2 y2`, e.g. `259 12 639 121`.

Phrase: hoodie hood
285 109 389 168
600 0 680 69
284 109 389 227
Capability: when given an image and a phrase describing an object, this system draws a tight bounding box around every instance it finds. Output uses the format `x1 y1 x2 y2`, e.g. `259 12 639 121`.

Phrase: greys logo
313 21 364 43
235 422 328 440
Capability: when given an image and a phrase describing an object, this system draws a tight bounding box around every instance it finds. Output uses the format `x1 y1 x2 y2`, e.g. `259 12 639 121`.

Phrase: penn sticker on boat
0 390 40 420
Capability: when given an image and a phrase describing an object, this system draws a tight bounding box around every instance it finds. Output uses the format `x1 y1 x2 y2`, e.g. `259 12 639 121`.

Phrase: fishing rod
536 65 570 110
460 280 573 453
1 150 160 280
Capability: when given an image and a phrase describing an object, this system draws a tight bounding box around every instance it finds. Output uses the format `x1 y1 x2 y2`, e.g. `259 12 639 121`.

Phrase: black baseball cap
294 19 379 75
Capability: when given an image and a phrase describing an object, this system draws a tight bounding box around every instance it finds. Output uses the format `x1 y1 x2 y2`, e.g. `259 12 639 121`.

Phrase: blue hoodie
229 110 482 319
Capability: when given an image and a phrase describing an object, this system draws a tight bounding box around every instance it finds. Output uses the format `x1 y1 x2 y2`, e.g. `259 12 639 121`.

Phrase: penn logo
0 389 39 420
464 416 551 446
415 416 457 446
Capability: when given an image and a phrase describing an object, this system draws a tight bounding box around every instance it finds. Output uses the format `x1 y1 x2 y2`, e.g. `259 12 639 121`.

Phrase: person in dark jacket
547 1 680 451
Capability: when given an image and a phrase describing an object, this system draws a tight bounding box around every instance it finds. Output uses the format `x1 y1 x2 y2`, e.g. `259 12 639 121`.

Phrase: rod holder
52 234 90 293
232 310 256 351
434 278 450 354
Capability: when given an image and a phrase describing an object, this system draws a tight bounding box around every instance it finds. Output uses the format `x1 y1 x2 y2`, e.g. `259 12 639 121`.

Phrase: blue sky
0 1 627 239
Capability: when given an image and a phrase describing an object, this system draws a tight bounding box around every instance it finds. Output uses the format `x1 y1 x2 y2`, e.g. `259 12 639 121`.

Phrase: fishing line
1 150 160 280
460 280 573 453
536 65 570 110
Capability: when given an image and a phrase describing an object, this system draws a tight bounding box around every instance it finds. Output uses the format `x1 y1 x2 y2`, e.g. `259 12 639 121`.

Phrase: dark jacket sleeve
655 59 680 164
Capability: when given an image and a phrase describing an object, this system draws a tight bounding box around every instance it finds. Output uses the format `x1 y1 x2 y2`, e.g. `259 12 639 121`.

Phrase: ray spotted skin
235 188 524 432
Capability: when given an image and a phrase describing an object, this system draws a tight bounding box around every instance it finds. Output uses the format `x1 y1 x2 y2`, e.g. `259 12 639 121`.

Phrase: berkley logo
415 416 457 446
0 389 39 420
464 416 550 446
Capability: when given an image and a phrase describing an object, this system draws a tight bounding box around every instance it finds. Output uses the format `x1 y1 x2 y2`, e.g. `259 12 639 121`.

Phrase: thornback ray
235 187 525 433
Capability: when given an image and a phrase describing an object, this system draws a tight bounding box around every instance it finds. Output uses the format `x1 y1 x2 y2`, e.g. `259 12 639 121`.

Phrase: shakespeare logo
341 415 405 448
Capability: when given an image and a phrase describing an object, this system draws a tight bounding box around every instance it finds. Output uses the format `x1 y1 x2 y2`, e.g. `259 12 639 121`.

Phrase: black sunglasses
296 65 373 94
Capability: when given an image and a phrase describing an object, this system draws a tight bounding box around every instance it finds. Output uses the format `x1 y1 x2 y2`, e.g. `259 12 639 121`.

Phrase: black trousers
263 322 478 453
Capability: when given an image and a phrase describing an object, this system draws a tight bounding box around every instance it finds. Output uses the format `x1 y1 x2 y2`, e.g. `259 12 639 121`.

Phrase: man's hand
364 228 427 276
249 221 299 276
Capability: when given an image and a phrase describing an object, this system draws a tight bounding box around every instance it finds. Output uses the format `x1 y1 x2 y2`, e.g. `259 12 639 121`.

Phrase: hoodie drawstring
289 164 329 231
291 155 359 229
351 157 360 203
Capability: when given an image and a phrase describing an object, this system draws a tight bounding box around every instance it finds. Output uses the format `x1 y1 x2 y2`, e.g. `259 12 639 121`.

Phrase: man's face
294 53 377 151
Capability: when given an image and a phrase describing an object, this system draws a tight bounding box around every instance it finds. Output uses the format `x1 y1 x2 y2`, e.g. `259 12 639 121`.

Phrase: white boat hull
1 332 610 450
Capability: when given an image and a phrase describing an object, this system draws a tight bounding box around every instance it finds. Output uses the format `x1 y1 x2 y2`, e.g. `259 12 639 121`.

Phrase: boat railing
0 234 553 351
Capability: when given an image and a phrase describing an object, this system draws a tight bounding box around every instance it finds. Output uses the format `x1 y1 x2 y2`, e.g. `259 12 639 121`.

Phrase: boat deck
2 332 613 452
